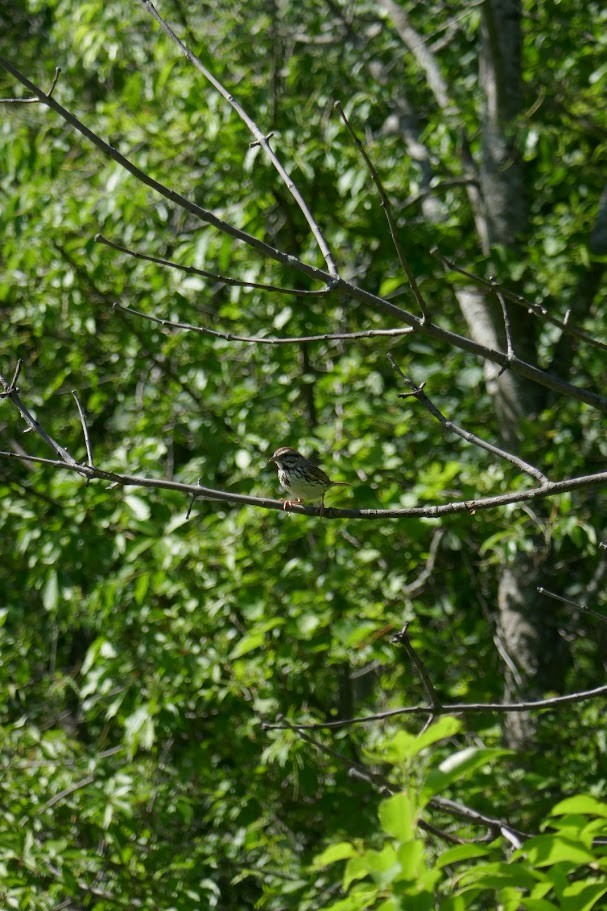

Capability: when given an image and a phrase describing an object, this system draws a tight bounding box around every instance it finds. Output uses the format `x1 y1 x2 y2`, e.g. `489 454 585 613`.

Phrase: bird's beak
268 455 276 463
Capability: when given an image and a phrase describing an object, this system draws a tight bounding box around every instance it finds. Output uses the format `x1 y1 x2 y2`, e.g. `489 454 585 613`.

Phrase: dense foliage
1 0 606 908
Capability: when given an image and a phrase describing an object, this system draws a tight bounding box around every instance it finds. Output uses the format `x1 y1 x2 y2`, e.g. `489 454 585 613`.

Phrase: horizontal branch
114 301 414 345
1 449 607 520
262 684 607 731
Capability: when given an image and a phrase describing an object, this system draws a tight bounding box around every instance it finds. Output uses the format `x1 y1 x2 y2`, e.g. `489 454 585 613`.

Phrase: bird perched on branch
269 446 350 512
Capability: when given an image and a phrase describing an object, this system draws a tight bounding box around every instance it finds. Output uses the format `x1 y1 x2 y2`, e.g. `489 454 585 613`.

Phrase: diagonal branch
95 234 330 298
1 59 607 412
434 250 607 355
0 54 331 289
391 623 441 708
140 0 338 278
72 391 94 468
388 354 550 484
377 0 452 111
335 100 429 322
0 364 81 469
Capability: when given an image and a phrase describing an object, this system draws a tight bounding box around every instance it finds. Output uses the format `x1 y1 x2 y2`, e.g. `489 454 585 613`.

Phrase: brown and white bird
269 446 350 511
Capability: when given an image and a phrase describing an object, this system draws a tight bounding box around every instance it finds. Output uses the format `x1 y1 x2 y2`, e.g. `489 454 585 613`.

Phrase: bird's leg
282 499 302 511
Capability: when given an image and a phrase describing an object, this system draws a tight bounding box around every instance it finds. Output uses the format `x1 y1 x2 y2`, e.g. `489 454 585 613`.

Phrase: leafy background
1 0 606 908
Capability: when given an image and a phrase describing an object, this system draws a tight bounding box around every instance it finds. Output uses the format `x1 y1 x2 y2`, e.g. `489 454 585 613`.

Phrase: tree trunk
474 0 567 747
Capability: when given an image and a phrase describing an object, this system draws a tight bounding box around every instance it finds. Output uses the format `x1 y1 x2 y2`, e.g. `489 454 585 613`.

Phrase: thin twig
0 55 333 289
0 65 60 103
95 234 330 298
434 250 607 355
391 623 440 707
0 368 81 469
278 716 393 794
41 775 95 812
402 177 480 211
262 684 607 731
1 449 607 519
335 100 429 323
387 354 550 484
9 358 23 389
537 587 607 624
113 301 413 345
140 0 338 278
429 795 529 844
392 622 441 734
72 391 94 467
495 288 514 375
402 528 445 596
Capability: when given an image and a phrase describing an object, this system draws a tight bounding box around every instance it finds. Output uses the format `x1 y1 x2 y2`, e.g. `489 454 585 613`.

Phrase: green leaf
422 748 509 801
379 792 416 842
436 844 492 869
313 842 357 867
372 717 461 765
124 494 151 520
414 717 463 751
551 796 607 818
561 881 607 911
230 632 265 658
521 900 559 910
517 835 596 867
456 861 538 892
396 839 425 881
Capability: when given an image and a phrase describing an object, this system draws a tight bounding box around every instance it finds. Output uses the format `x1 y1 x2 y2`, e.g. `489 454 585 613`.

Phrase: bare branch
335 100 429 323
378 0 452 111
113 301 414 346
263 684 607 731
95 234 330 298
429 795 529 845
1 59 607 411
1 448 607 520
72 391 94 468
402 177 480 212
9 358 23 389
537 587 607 625
387 354 550 484
140 0 338 278
0 65 60 103
266 716 530 844
402 528 445 597
434 250 607 355
0 55 332 289
41 775 95 813
0 367 81 469
391 623 441 708
495 288 514 375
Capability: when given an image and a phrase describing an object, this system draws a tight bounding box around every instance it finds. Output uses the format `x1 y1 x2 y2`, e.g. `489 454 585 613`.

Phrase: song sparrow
269 446 350 511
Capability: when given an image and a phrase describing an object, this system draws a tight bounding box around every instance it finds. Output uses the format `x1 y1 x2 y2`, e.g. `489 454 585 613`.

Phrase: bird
268 446 350 512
